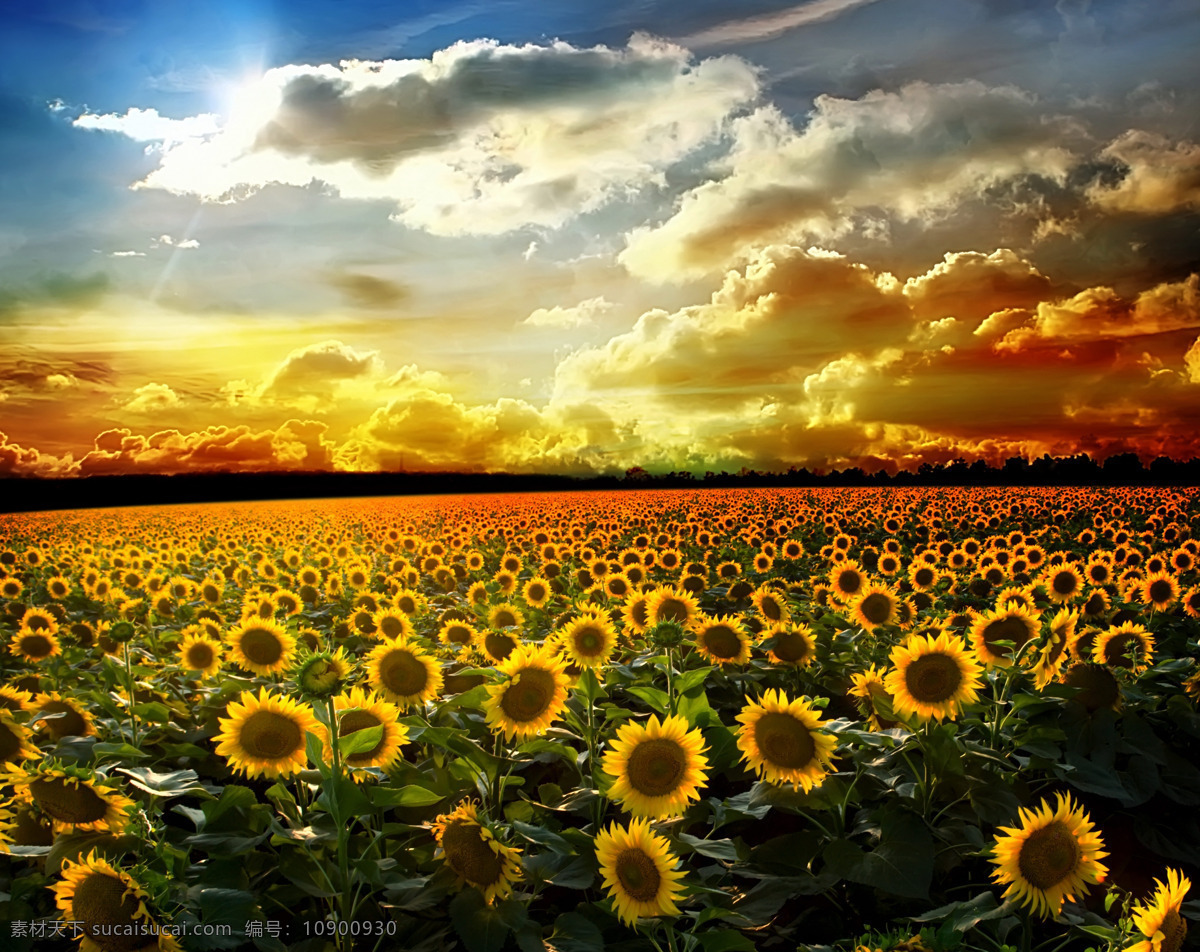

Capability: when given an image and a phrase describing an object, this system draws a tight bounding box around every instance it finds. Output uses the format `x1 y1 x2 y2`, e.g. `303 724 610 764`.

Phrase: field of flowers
1 487 1199 952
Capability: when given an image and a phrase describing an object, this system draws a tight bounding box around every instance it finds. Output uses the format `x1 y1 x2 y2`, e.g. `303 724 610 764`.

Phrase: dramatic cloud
77 419 335 475
620 81 1083 282
523 296 613 328
128 36 760 236
122 382 182 413
0 431 75 477
225 340 383 411
1088 131 1200 215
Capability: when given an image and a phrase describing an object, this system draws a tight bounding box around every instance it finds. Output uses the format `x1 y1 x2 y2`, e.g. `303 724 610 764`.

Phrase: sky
1 0 1199 478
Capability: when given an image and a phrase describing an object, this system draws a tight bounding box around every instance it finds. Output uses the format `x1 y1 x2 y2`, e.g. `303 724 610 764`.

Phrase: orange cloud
77 420 334 475
1088 131 1200 215
0 432 76 477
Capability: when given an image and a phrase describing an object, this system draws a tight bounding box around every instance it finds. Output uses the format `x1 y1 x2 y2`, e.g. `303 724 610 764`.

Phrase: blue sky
2 1 1199 476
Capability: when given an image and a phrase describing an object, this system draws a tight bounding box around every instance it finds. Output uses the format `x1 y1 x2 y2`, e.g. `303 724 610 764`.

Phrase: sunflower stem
323 697 354 952
123 644 140 748
665 647 675 716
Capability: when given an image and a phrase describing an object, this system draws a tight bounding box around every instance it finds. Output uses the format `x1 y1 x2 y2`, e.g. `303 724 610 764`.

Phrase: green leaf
675 832 741 862
92 741 150 762
116 767 207 798
304 730 328 777
675 666 714 694
626 685 670 714
337 723 384 756
575 667 608 705
677 687 717 726
701 724 739 772
370 784 445 808
550 912 605 952
823 808 933 899
697 932 756 952
450 887 511 952
512 820 574 854
132 701 173 724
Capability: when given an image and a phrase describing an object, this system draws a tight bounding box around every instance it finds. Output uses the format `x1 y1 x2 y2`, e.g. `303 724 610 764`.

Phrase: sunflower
53 850 182 952
1092 621 1154 672
366 641 443 707
227 619 296 677
1030 609 1075 689
990 792 1108 919
177 632 223 679
686 613 749 666
969 606 1040 668
19 606 57 633
1043 565 1085 604
1140 572 1180 611
642 587 701 630
602 714 709 818
214 688 323 780
481 628 522 664
850 582 899 631
0 685 34 713
735 689 837 790
6 763 135 833
849 666 904 732
372 608 414 642
761 623 816 667
483 645 570 741
439 619 480 653
487 603 525 630
595 817 685 927
9 626 62 663
831 560 868 601
522 576 552 608
558 610 618 668
885 632 982 723
0 712 41 764
621 591 653 635
750 584 791 624
34 692 96 741
1129 869 1191 952
332 687 409 775
432 801 522 904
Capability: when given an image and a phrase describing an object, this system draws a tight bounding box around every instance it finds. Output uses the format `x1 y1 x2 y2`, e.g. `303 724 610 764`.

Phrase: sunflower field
2 487 1199 952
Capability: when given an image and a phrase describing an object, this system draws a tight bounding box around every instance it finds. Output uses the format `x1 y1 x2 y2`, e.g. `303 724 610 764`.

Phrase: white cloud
110 250 146 257
122 36 760 236
619 81 1083 282
677 0 884 48
122 382 182 413
73 106 220 144
523 296 613 328
1088 130 1200 215
153 235 200 249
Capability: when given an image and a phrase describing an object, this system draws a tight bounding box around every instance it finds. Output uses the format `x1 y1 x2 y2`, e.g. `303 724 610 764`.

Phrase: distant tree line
1 452 1197 513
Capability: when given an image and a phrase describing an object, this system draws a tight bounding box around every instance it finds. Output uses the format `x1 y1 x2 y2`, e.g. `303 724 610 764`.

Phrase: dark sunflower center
29 778 109 824
1149 580 1173 603
19 634 54 658
982 618 1032 658
240 710 303 760
914 568 934 587
339 709 384 760
500 669 555 723
615 847 662 902
26 614 52 631
572 626 606 657
905 653 963 703
1063 663 1119 711
1017 820 1080 889
625 738 687 797
759 597 783 621
484 633 516 662
380 650 430 696
241 628 283 666
1052 572 1078 594
445 624 472 645
39 701 86 738
700 625 742 660
631 600 649 628
655 598 690 623
378 616 406 639
1160 910 1187 952
754 712 816 769
772 630 810 663
493 610 518 628
186 643 215 669
0 722 24 761
859 594 894 625
441 819 503 886
528 584 547 601
1101 634 1139 667
837 570 863 594
72 870 147 952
